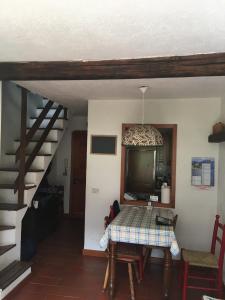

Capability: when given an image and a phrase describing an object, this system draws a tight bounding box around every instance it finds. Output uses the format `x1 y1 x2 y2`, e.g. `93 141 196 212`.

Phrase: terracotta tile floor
5 218 222 300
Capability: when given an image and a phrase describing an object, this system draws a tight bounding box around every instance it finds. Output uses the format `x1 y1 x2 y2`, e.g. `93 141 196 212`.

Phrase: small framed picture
90 135 117 155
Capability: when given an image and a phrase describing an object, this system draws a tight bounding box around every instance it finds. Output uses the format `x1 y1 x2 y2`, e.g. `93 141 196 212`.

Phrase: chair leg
179 250 184 289
182 262 188 300
218 289 223 300
128 263 135 300
217 269 223 299
143 247 152 270
139 258 144 281
102 261 109 292
133 261 140 283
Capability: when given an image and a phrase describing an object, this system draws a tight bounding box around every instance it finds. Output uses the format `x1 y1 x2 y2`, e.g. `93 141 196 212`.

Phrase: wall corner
0 81 2 158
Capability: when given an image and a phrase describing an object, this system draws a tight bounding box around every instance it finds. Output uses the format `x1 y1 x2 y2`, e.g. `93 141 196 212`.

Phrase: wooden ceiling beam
1 52 225 80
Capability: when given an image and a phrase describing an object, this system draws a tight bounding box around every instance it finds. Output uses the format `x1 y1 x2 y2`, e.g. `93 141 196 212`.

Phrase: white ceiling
16 77 225 115
1 0 225 61
1 0 225 114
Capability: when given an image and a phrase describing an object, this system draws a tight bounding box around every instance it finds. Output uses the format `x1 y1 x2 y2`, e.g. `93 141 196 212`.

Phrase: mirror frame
120 123 177 208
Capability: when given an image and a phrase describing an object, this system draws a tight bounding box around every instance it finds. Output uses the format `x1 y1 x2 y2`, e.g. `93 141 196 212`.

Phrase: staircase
0 87 68 299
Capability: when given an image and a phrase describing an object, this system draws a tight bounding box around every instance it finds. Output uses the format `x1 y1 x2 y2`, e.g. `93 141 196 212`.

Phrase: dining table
100 205 180 299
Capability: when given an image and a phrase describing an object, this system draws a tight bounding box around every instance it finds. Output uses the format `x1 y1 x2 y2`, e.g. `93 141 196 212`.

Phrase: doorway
69 130 87 218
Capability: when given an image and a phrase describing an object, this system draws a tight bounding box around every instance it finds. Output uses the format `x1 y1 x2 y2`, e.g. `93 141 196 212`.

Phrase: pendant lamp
122 86 164 146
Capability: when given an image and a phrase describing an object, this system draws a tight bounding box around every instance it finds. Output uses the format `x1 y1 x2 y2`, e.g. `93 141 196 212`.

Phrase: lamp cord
142 89 145 125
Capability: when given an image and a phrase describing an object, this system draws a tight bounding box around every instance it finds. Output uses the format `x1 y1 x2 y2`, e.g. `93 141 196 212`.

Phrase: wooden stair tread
0 260 31 290
0 225 15 231
37 107 58 109
0 167 44 173
0 203 27 211
15 139 57 143
0 183 36 190
6 152 51 157
26 127 63 131
30 116 64 120
0 244 16 256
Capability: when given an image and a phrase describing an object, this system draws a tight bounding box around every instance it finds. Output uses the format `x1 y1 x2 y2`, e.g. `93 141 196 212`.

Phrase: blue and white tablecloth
100 206 179 256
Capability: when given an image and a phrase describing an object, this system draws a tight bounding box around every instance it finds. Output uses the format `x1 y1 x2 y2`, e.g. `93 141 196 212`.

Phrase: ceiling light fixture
122 86 164 146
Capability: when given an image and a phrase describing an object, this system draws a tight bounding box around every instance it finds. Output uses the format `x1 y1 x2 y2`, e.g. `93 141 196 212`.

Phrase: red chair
182 215 225 300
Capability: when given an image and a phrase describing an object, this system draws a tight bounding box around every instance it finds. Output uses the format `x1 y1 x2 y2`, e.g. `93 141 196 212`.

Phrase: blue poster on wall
191 157 215 187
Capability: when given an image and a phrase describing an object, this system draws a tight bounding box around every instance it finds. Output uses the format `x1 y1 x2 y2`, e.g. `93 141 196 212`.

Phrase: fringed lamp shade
122 125 164 146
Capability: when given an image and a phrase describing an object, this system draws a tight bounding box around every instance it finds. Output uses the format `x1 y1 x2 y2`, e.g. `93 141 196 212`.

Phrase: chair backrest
112 200 120 216
173 214 178 229
104 201 120 229
104 206 114 229
210 215 225 271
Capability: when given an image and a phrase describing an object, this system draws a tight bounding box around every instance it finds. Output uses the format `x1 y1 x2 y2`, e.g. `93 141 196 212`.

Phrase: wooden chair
102 205 144 300
143 214 178 269
182 215 225 300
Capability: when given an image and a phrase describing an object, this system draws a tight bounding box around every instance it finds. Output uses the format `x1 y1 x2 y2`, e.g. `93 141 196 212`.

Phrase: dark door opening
69 130 87 218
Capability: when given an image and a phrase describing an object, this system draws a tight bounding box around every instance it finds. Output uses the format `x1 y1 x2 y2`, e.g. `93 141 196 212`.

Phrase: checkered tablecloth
100 206 180 256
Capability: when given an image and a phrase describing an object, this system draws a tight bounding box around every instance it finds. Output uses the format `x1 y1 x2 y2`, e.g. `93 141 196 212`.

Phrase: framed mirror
120 124 177 208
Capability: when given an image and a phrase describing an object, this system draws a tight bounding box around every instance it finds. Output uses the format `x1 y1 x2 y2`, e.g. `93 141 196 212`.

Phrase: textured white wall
84 98 221 254
0 81 43 163
218 97 225 222
216 96 225 281
48 116 87 213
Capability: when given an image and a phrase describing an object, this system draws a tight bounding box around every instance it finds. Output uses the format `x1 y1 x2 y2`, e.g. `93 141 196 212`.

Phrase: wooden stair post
64 107 68 120
17 88 27 205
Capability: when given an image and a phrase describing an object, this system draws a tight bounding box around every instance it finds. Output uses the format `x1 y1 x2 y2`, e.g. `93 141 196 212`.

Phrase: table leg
163 248 172 298
109 240 116 299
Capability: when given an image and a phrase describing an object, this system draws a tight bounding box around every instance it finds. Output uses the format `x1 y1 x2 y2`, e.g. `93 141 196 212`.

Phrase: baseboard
150 256 165 265
150 256 180 266
82 249 107 258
